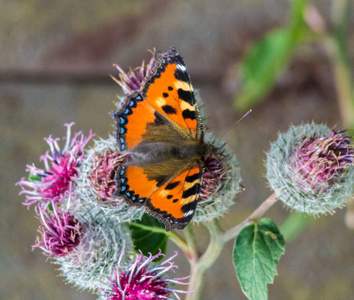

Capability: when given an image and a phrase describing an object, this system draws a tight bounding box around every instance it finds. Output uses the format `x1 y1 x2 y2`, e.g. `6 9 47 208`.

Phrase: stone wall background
1 1 353 299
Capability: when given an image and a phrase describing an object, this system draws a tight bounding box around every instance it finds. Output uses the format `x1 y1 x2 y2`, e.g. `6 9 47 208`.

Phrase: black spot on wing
168 86 173 91
167 195 173 199
185 172 201 183
174 68 189 83
165 181 180 190
177 89 194 105
182 109 196 120
162 105 177 115
163 92 169 98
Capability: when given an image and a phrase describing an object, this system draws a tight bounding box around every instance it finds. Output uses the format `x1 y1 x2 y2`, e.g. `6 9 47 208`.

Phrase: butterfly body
112 47 208 231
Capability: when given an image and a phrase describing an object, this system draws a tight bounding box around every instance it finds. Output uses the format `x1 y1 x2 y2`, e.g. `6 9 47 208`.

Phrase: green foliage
280 213 315 242
233 218 285 300
129 213 168 260
234 0 309 110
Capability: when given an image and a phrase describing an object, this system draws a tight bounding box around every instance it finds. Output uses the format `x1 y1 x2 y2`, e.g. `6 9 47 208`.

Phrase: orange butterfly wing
112 47 204 230
146 163 202 230
141 47 202 140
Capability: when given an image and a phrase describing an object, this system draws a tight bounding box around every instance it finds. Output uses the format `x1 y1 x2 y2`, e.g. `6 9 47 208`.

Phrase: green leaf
235 29 295 110
233 218 285 300
234 0 309 110
129 213 168 260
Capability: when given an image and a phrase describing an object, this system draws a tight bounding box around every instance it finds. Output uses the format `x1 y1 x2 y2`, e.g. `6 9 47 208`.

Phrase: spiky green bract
74 135 144 223
54 216 134 292
193 132 242 223
266 123 354 215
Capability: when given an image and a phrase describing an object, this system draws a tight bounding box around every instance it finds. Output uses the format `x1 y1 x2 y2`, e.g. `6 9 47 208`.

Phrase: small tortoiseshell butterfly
112 47 215 231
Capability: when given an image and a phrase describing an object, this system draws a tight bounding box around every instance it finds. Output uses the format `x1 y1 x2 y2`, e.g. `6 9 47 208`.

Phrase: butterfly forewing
141 47 203 140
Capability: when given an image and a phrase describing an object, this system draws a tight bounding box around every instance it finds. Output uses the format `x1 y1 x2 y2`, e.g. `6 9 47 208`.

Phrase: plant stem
222 193 278 242
184 225 200 300
184 224 199 261
198 221 224 270
185 194 278 300
186 221 224 300
328 0 354 128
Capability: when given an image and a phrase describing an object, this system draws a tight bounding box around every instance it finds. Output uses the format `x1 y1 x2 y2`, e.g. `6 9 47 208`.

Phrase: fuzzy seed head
289 129 354 193
192 132 242 223
266 123 354 215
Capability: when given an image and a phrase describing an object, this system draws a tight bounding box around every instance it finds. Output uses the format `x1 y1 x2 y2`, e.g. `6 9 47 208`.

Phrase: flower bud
266 123 354 215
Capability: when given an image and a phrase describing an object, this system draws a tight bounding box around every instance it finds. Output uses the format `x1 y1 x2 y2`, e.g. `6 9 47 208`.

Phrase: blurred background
1 0 353 299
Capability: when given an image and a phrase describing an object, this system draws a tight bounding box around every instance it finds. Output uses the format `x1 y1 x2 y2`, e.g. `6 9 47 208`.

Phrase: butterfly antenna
220 109 252 141
237 180 246 191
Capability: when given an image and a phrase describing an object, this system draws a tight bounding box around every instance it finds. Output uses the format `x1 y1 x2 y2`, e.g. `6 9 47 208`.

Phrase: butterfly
112 47 213 231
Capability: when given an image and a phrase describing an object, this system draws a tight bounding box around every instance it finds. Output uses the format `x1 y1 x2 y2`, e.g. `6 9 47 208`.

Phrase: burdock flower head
266 123 354 215
200 151 228 201
33 196 82 258
89 149 125 202
105 249 189 300
193 132 242 223
112 49 156 95
17 123 95 207
74 135 144 223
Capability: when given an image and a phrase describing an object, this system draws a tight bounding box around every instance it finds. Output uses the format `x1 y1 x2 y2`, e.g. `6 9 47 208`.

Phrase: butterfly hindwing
117 162 203 230
146 163 203 231
116 165 158 206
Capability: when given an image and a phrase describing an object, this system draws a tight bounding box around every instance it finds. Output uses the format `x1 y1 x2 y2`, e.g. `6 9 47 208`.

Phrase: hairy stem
222 193 278 242
186 221 224 300
184 225 200 300
185 194 278 299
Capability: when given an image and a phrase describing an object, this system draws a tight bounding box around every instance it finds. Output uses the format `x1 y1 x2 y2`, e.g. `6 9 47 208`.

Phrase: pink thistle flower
105 249 190 300
33 197 82 258
290 129 354 192
17 123 95 207
112 49 156 94
89 150 126 202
